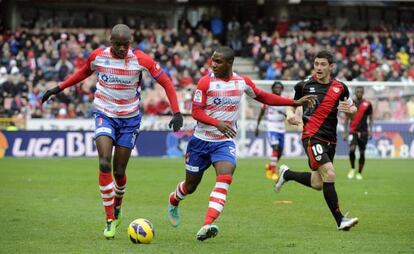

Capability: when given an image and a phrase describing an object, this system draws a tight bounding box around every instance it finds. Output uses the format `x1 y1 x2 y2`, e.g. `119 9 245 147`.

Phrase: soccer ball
127 218 154 244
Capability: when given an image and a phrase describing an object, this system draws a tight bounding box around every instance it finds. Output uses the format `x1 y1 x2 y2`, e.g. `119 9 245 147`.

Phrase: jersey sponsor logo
100 74 132 84
185 164 199 172
194 89 202 103
95 127 112 134
213 98 222 105
213 97 238 105
104 59 110 65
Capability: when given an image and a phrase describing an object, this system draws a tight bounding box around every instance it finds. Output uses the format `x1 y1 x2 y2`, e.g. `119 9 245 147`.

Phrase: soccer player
343 86 373 180
167 46 316 241
41 24 183 239
254 81 286 181
274 50 359 231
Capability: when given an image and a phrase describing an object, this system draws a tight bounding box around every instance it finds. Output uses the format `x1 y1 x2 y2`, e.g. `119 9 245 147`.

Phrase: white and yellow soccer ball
127 218 154 244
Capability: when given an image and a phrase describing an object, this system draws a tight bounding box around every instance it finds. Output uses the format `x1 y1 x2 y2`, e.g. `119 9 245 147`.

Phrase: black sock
284 170 311 188
358 152 365 173
349 150 355 169
323 182 343 226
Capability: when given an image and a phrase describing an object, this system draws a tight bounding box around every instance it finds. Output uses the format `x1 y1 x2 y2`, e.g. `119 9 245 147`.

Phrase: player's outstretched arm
41 65 93 104
255 107 266 137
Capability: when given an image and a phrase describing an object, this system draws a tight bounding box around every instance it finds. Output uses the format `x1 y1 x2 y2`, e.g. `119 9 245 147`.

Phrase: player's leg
265 132 278 179
347 134 357 179
275 138 319 192
319 144 358 230
112 146 132 226
168 136 209 227
356 135 368 180
197 141 236 241
96 136 116 238
111 114 141 226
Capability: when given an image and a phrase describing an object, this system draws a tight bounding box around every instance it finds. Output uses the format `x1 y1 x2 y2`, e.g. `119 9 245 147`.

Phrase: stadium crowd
1 15 414 123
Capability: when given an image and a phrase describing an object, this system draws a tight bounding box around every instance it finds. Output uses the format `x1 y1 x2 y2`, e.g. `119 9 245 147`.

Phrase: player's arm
241 75 316 108
285 81 306 126
136 50 183 131
191 77 236 139
368 103 374 138
41 49 98 103
255 105 266 137
343 115 350 141
337 83 357 115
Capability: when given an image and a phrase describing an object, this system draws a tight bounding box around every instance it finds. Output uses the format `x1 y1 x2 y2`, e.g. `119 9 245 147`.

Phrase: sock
204 175 232 225
349 150 355 169
323 182 343 226
269 150 279 174
169 181 188 206
284 170 311 188
358 152 365 173
114 175 127 208
99 171 115 220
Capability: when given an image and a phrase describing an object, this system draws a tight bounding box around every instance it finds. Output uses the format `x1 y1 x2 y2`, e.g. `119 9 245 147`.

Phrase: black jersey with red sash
294 76 350 143
349 99 372 134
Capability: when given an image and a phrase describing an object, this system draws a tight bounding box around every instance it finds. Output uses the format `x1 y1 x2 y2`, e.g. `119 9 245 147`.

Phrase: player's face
355 88 364 100
211 52 232 78
111 36 130 59
313 58 333 83
272 85 283 95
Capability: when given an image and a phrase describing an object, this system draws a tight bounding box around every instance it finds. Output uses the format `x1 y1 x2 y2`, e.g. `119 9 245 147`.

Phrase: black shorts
348 132 368 151
302 137 336 171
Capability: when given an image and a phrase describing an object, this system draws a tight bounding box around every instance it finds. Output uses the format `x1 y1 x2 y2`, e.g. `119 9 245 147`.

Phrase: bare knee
99 157 112 173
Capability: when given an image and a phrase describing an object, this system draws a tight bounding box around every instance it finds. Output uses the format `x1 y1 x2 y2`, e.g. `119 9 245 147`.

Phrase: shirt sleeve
191 76 220 127
134 50 163 78
134 49 180 113
293 82 303 100
58 48 100 90
241 75 295 106
341 83 353 106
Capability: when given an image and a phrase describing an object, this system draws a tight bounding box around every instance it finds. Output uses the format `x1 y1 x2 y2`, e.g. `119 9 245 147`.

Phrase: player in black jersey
274 50 359 231
343 86 373 180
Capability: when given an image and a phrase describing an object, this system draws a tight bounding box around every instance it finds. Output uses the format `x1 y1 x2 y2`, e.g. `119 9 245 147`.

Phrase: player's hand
342 132 348 141
287 115 301 126
338 97 356 114
169 112 184 132
41 86 62 104
294 95 317 108
254 127 259 137
217 121 237 139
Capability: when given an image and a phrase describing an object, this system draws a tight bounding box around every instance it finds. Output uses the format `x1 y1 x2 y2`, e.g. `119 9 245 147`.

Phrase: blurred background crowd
1 1 414 126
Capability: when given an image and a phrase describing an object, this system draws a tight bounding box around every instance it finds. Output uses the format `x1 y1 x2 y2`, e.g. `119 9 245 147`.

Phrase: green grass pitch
1 157 413 253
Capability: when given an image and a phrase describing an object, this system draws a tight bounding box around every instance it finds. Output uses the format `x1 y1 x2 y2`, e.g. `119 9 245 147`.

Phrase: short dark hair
356 86 364 91
315 50 334 64
215 46 235 63
271 81 284 90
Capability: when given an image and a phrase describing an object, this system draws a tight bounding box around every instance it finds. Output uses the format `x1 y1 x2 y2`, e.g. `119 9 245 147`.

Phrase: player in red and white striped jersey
42 24 183 239
255 81 287 181
167 46 316 241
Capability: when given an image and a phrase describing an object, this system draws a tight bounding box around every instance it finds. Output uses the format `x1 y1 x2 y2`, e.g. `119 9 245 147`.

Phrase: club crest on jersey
104 60 110 65
315 155 322 161
333 87 340 93
194 89 202 103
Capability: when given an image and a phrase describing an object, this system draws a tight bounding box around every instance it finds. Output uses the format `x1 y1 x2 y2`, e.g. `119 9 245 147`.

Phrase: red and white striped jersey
192 72 260 142
262 105 286 133
87 47 163 118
